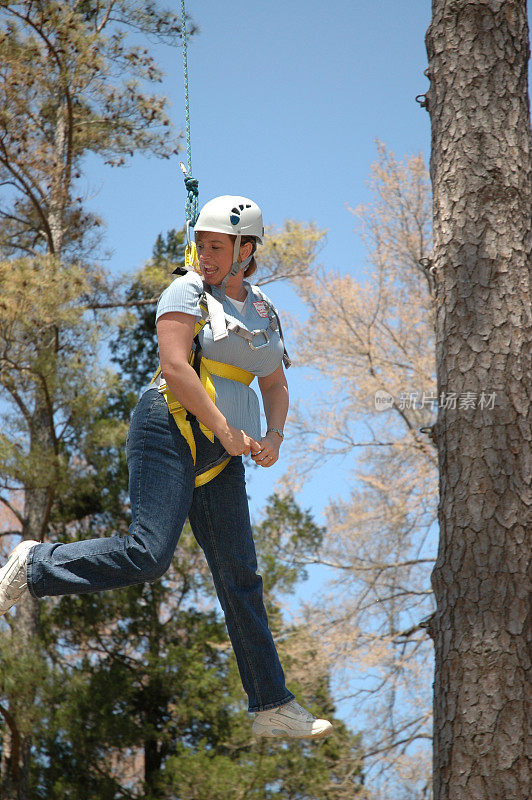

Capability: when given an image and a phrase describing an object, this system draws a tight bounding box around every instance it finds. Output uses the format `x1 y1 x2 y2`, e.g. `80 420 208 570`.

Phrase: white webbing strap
200 284 289 365
204 292 229 341
232 234 242 271
226 319 278 341
219 235 254 297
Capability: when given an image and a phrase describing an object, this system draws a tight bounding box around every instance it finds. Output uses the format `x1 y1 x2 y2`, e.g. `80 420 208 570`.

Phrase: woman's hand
258 366 288 468
250 430 282 468
218 425 262 457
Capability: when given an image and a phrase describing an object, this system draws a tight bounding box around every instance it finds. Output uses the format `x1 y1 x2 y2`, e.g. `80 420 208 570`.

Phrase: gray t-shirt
153 271 285 440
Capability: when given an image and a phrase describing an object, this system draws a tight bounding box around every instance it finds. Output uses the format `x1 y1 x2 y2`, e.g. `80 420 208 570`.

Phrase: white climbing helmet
194 195 264 244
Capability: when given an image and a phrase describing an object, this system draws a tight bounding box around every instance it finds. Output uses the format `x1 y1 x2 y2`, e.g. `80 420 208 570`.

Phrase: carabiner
249 329 270 350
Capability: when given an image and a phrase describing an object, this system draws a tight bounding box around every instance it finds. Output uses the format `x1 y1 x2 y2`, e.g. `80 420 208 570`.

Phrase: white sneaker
0 540 39 616
252 699 333 740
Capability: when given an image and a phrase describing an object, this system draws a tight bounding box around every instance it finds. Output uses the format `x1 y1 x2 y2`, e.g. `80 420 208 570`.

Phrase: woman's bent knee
123 532 175 583
136 555 172 583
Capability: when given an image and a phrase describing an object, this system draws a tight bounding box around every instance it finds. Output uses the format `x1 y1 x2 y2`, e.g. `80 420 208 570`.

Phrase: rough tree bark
425 2 531 799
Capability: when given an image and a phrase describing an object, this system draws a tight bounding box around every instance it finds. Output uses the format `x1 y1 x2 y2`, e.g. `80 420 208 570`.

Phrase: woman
0 196 333 740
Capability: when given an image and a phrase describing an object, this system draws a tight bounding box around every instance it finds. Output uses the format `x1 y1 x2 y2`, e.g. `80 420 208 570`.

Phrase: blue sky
90 0 433 526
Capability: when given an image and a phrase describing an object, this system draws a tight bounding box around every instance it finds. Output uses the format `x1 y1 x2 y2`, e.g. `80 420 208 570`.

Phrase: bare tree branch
0 494 23 525
96 0 117 33
84 296 159 311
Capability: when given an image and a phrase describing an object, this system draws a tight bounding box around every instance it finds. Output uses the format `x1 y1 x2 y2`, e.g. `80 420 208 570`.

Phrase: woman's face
195 231 252 286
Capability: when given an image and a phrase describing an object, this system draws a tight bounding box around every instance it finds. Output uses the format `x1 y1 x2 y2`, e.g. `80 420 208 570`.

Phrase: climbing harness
149 277 290 486
193 278 291 370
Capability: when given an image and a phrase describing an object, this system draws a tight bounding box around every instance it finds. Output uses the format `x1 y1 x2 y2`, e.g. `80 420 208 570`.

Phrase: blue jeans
27 388 294 713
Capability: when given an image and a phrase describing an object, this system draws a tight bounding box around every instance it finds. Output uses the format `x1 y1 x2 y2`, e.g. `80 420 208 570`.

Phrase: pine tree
0 3 185 794
425 2 531 798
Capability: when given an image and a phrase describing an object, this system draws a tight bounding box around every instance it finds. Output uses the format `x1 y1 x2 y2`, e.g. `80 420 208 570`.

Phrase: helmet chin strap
219 234 253 297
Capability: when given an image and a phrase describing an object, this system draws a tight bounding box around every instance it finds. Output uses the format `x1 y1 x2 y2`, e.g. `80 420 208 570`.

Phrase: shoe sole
252 725 333 740
0 541 34 616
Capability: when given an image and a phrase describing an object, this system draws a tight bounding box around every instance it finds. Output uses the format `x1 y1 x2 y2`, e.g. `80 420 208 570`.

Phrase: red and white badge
252 300 270 318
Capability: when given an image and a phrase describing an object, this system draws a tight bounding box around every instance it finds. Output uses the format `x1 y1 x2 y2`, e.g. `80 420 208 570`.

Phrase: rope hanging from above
180 0 199 228
179 0 199 269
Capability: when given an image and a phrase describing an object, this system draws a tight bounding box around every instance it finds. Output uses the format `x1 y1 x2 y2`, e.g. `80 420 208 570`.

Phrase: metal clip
419 257 437 276
419 425 438 444
249 329 270 350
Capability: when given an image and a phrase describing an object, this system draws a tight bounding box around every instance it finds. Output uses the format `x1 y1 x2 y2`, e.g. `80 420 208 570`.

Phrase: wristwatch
266 428 284 440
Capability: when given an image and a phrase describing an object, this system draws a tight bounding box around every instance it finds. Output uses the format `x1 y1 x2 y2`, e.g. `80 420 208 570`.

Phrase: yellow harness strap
149 340 254 487
198 357 254 442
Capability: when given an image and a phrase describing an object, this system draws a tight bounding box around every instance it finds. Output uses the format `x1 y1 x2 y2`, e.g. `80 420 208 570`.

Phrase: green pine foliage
109 228 185 390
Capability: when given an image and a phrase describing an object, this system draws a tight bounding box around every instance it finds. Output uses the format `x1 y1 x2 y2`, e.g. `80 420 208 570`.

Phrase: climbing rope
180 0 199 227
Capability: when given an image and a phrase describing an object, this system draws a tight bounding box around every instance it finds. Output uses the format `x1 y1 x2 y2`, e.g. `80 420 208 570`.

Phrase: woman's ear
238 240 254 262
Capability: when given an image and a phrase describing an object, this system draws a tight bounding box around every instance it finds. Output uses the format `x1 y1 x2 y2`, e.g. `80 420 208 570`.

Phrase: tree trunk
425 2 531 799
48 105 69 255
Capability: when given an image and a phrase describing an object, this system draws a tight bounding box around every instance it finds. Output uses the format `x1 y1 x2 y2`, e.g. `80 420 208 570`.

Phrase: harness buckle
249 329 270 350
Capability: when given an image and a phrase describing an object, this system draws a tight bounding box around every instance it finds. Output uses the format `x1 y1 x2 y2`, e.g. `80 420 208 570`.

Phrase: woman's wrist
266 427 284 442
212 417 233 441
